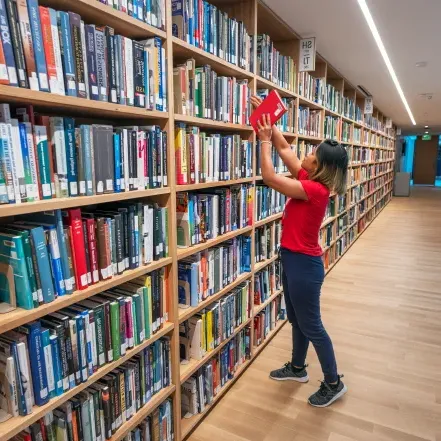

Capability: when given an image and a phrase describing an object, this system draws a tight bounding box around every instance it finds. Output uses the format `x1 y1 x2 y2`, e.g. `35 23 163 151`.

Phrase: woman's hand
250 95 263 109
257 114 272 143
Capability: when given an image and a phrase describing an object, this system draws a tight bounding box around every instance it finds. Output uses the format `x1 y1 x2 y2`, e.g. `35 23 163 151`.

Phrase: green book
131 295 140 346
195 69 202 118
109 301 120 360
34 125 52 199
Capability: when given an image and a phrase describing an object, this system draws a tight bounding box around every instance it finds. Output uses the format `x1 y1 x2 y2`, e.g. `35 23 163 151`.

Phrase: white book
0 355 18 420
16 341 33 413
181 377 197 418
188 317 204 360
23 123 39 200
88 394 97 441
0 123 15 202
49 11 66 95
212 195 219 238
49 117 68 198
9 120 26 202
137 130 145 190
161 46 167 111
123 129 130 192
124 37 134 106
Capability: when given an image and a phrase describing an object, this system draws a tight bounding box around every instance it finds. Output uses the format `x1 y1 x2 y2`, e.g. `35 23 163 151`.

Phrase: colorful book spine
57 11 76 96
68 12 86 98
64 117 78 197
0 0 17 86
18 122 35 202
84 25 99 101
47 7 65 95
34 125 52 199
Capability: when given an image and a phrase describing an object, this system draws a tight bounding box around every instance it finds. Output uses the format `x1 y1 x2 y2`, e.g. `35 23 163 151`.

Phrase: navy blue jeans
280 248 338 383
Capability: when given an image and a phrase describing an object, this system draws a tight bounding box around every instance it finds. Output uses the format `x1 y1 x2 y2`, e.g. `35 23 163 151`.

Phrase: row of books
355 106 363 124
255 141 289 176
254 260 282 306
171 0 252 71
176 187 253 248
178 236 251 308
0 306 169 418
173 60 251 124
12 397 173 441
255 34 296 92
320 221 334 249
180 281 250 362
298 72 325 105
324 116 340 141
254 295 285 347
324 197 336 222
342 121 352 143
255 185 286 222
342 96 355 120
298 107 322 138
0 1 166 109
337 194 347 215
353 127 362 144
296 141 315 161
174 124 252 185
0 104 168 204
351 146 374 164
325 84 342 114
255 221 281 263
181 327 250 418
97 0 166 31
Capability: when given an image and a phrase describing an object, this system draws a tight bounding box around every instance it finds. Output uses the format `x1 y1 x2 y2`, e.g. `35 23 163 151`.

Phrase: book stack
255 186 286 222
254 221 281 263
325 84 342 114
179 280 251 361
0 204 168 310
0 2 166 108
0 310 169 418
342 96 355 120
298 72 325 105
256 35 296 91
175 124 252 185
296 140 316 161
0 104 168 205
255 141 289 176
254 260 282 306
173 61 251 123
324 115 340 141
171 0 252 71
342 121 352 143
253 295 284 347
178 236 252 308
176 187 253 248
181 327 250 418
255 90 295 133
298 107 322 138
97 0 166 31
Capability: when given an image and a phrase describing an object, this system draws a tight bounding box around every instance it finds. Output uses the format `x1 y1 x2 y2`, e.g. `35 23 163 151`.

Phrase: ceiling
263 0 441 135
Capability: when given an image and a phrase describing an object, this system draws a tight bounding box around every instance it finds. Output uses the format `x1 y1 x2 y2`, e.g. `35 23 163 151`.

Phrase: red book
66 208 89 290
85 218 99 284
249 90 288 133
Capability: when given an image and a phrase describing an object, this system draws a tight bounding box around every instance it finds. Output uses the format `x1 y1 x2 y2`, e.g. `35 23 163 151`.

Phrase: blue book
46 225 66 297
113 133 121 192
0 0 17 86
18 123 34 202
193 0 198 46
75 315 88 383
57 11 77 96
49 334 64 396
80 125 93 196
41 328 56 398
80 311 93 376
22 321 49 406
64 118 78 197
84 25 99 101
0 232 33 309
27 0 49 91
14 224 55 303
241 236 251 273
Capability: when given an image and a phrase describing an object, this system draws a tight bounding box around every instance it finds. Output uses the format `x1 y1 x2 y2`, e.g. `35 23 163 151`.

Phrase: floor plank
187 188 441 441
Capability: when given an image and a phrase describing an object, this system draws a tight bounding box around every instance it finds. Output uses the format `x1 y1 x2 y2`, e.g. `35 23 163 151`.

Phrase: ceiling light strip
357 0 416 125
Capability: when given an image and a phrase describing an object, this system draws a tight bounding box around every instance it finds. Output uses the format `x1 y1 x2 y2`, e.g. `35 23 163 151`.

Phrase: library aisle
188 187 441 441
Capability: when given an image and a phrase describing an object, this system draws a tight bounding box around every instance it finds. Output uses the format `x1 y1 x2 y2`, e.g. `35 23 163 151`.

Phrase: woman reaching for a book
251 95 348 407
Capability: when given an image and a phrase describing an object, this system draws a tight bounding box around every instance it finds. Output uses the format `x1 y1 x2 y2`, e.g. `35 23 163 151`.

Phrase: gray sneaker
269 362 309 382
308 376 347 407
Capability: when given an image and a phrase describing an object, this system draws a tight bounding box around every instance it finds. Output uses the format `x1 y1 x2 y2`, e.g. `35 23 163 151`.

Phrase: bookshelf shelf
254 254 279 273
180 318 252 383
0 187 171 218
0 85 169 120
0 256 173 334
298 96 324 110
298 133 324 142
174 113 252 131
255 76 296 98
176 226 253 260
252 319 287 358
0 322 174 441
254 212 283 228
177 177 254 192
325 108 341 118
178 272 252 324
255 171 291 182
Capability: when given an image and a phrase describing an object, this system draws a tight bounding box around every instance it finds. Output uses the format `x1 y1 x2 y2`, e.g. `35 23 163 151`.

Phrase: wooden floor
188 188 441 441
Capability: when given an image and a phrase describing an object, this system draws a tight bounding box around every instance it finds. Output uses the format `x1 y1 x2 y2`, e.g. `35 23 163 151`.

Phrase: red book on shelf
249 90 288 133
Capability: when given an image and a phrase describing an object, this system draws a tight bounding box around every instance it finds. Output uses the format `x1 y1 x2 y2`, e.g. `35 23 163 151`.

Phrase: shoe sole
308 384 348 407
269 374 309 383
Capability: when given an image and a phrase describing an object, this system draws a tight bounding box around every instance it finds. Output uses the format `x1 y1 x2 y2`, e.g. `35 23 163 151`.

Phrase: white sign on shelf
386 117 392 128
364 97 373 114
299 37 316 72
397 128 402 135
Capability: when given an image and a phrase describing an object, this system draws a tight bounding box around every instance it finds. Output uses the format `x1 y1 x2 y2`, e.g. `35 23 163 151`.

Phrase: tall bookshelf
0 0 395 440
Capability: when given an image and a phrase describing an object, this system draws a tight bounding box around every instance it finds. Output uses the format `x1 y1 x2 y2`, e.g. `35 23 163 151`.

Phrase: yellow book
200 311 207 353
144 275 154 334
174 124 187 184
206 310 213 351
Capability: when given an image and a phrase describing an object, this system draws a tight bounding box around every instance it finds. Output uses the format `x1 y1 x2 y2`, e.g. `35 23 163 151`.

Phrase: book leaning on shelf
171 0 252 71
0 283 169 420
173 59 251 123
0 0 167 109
0 103 168 205
181 327 250 419
178 236 251 308
175 124 252 186
179 280 251 362
0 203 168 310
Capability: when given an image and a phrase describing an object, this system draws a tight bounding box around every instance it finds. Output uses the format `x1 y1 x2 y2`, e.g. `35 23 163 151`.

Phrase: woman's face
302 149 318 173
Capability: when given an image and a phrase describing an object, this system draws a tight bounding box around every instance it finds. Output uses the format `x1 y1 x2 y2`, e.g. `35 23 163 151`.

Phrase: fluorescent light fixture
425 125 429 128
425 131 429 133
357 0 416 125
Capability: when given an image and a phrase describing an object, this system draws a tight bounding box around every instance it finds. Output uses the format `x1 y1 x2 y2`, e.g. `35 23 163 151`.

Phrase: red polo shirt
281 168 330 256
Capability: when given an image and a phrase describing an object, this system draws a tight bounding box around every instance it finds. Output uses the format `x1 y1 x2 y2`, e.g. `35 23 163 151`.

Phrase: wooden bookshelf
0 0 397 440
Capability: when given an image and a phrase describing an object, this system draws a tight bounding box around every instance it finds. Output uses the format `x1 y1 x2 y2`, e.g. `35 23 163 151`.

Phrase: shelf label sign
385 117 392 128
299 38 316 72
422 134 432 140
364 97 373 114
